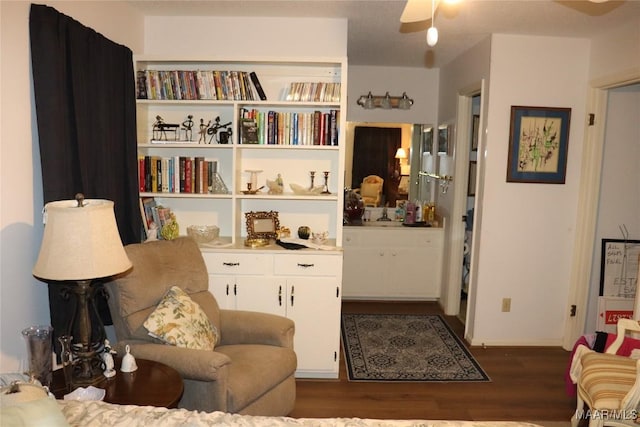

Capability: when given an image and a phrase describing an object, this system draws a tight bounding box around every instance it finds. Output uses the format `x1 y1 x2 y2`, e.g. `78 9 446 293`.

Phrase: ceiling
128 0 640 68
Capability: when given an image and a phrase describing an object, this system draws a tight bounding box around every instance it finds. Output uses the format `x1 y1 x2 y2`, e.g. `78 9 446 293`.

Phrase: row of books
139 156 229 195
237 108 339 146
136 69 267 101
139 197 174 240
284 82 341 103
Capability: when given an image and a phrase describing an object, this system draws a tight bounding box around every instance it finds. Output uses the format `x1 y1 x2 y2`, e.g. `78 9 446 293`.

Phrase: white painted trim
442 95 472 316
562 70 640 350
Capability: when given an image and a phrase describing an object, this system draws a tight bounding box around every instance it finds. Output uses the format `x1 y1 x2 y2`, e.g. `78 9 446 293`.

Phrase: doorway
563 75 640 350
458 94 481 324
440 80 484 342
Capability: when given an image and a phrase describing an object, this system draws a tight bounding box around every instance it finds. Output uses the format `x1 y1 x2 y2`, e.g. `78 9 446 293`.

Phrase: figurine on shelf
152 115 179 141
160 213 179 240
267 174 284 195
181 114 194 141
145 222 159 242
198 118 211 144
207 116 233 144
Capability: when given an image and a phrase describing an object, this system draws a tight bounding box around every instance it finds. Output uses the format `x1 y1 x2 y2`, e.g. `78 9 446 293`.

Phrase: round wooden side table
51 357 184 408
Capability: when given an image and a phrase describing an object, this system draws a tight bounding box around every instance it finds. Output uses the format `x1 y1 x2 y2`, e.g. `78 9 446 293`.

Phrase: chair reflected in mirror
354 175 384 207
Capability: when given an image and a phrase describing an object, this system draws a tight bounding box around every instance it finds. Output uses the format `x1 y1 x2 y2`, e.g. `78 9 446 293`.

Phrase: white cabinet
342 226 444 300
202 249 342 379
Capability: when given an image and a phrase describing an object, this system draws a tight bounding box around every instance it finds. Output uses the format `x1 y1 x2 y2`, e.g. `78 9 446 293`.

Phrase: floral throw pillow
143 286 219 350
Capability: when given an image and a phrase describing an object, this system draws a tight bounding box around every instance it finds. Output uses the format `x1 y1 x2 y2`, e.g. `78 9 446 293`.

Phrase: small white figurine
267 174 284 195
102 340 116 378
121 345 138 373
145 222 158 242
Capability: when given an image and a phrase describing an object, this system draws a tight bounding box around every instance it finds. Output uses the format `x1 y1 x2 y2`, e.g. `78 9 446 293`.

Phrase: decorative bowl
187 225 220 244
63 386 105 401
290 183 324 195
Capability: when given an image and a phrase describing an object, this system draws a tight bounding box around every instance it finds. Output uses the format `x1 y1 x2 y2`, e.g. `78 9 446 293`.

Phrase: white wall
143 16 347 59
0 1 144 373
470 34 590 345
347 65 439 125
589 18 640 81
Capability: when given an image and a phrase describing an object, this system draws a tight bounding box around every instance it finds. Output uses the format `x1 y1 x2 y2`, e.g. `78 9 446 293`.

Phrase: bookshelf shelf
134 55 346 245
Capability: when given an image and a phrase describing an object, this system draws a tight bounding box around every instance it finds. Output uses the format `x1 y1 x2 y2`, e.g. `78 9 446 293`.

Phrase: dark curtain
29 4 141 356
352 126 401 206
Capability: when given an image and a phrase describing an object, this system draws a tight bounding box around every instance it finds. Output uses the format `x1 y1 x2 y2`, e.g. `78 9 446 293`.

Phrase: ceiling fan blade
400 0 439 23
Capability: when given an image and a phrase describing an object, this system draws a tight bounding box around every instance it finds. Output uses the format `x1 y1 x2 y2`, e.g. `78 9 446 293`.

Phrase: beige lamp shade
33 199 132 281
395 148 407 159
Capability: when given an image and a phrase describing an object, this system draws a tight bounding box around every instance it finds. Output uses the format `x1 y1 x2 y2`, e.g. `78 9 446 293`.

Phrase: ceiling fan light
427 26 439 47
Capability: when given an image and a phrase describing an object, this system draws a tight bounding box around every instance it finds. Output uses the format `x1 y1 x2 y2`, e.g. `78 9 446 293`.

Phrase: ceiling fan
400 0 613 47
400 0 611 24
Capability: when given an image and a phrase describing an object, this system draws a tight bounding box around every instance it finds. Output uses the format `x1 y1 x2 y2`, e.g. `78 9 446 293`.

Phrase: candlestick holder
245 170 263 193
309 171 316 190
321 171 331 194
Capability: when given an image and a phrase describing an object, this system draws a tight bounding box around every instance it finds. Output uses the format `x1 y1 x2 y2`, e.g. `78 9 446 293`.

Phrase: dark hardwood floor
290 301 576 422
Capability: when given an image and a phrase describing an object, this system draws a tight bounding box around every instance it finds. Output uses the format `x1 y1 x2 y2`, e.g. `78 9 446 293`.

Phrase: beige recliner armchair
104 237 297 415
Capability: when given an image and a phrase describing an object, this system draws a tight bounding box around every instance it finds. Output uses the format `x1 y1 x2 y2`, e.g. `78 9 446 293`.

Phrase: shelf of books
134 56 347 247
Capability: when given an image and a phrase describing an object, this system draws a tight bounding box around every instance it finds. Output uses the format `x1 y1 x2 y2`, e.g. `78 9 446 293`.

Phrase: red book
138 157 146 192
184 157 193 193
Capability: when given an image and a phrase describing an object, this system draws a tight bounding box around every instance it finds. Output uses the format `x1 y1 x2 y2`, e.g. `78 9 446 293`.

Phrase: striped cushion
579 352 637 410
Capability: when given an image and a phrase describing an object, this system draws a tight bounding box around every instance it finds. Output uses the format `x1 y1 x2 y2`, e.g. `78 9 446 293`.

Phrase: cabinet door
235 276 284 316
342 247 389 298
387 247 425 297
209 275 234 309
283 277 341 375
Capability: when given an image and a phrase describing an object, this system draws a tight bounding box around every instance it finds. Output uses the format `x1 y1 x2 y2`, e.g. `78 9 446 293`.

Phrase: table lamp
33 194 131 387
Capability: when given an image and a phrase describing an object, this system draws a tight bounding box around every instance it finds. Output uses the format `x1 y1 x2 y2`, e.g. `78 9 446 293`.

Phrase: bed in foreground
58 400 545 427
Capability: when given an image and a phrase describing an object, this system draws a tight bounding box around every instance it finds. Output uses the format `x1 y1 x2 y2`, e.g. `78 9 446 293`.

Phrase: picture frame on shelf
506 106 571 184
471 114 480 151
245 210 280 241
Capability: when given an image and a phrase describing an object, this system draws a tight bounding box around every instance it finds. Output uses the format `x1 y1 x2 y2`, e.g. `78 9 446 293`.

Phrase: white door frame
562 69 640 350
442 81 484 336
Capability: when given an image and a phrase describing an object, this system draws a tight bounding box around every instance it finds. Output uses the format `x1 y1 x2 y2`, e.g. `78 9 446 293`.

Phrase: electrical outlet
501 298 511 312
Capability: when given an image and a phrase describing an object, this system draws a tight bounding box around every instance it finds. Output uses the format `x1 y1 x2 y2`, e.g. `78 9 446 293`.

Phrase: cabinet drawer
274 254 342 277
202 252 271 275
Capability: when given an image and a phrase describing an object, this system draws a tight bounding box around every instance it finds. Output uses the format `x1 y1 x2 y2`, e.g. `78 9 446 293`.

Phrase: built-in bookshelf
134 56 347 247
134 56 347 379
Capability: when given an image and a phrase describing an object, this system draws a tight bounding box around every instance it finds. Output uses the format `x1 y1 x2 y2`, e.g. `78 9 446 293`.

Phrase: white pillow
143 286 219 350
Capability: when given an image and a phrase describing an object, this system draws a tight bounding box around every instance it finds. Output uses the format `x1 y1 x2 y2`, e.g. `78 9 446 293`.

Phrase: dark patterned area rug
341 313 490 382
